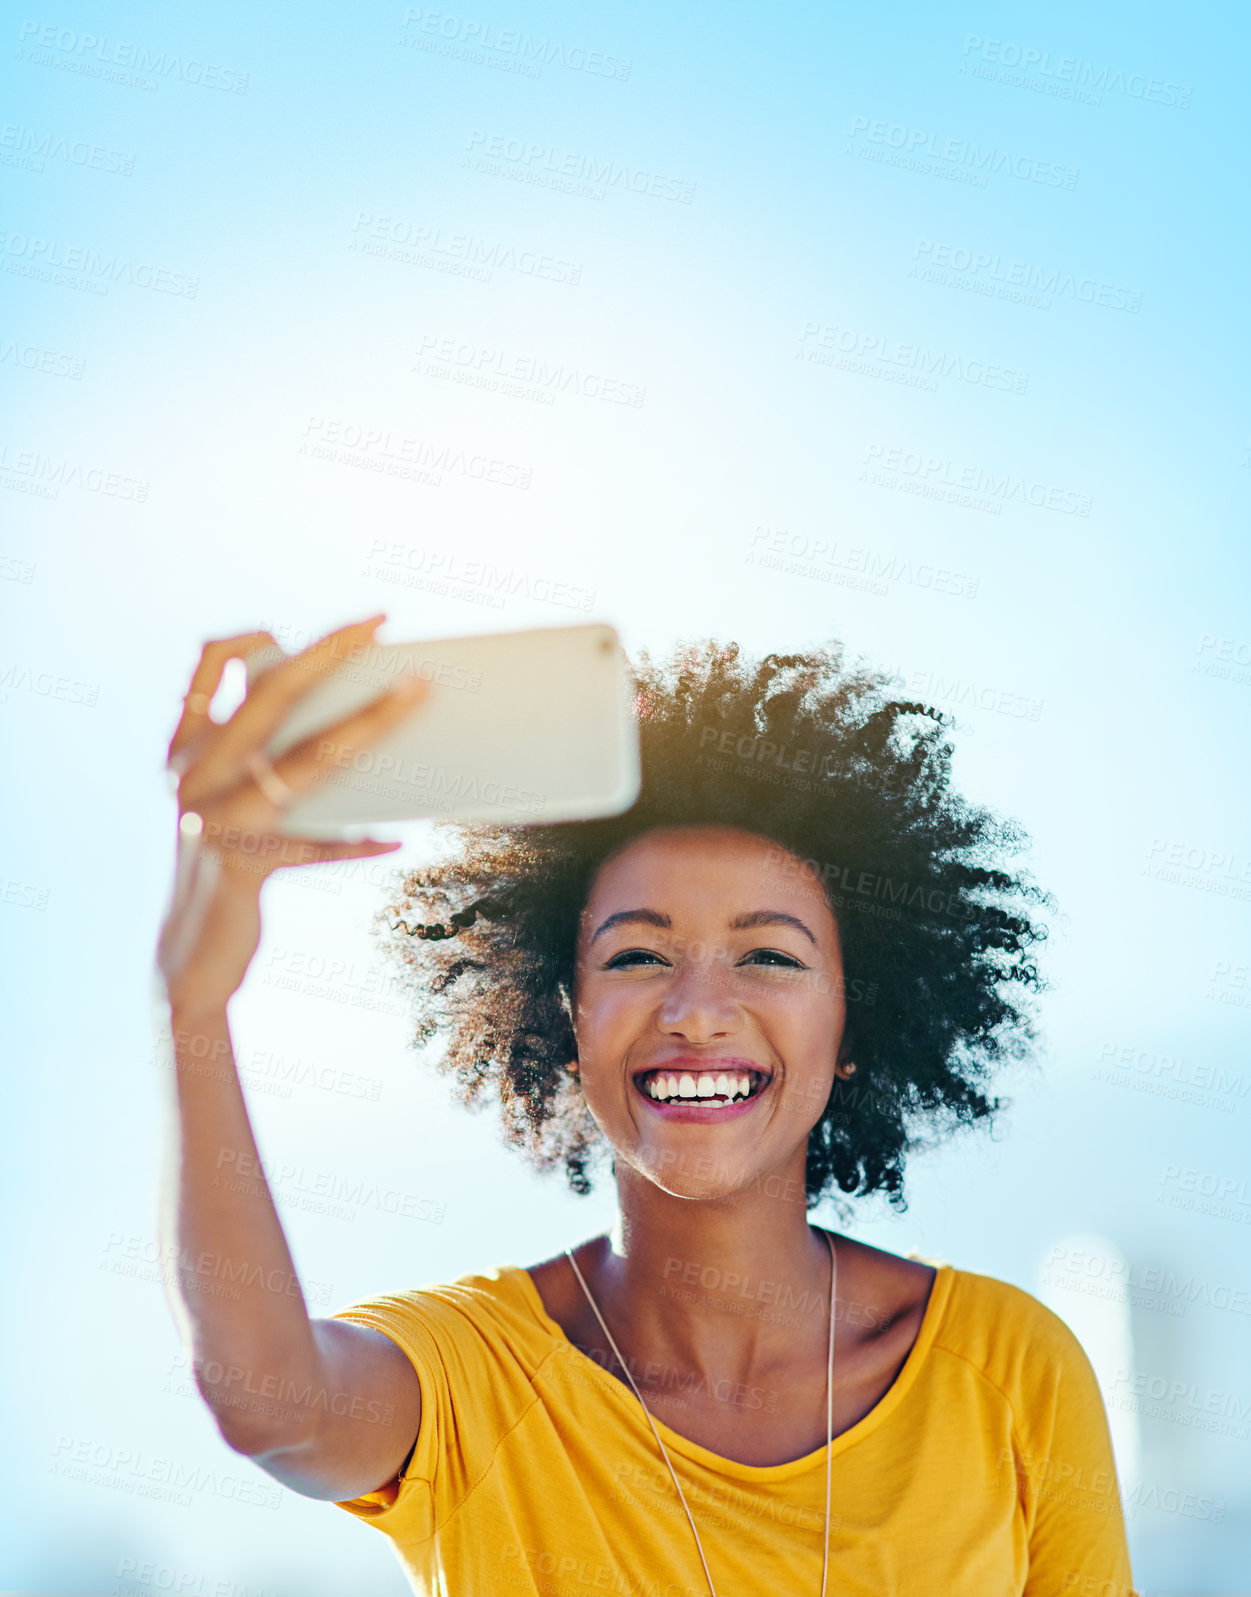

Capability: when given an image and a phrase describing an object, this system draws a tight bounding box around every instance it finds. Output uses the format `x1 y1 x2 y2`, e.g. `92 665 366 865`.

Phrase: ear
834 1036 857 1079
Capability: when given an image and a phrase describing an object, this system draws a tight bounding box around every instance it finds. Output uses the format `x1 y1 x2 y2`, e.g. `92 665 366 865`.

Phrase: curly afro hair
372 638 1052 1211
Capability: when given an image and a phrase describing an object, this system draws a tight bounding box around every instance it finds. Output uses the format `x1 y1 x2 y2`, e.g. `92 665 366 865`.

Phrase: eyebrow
589 908 817 946
730 909 817 945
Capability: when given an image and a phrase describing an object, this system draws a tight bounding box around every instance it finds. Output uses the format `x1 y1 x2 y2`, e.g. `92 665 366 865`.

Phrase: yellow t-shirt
330 1256 1139 1596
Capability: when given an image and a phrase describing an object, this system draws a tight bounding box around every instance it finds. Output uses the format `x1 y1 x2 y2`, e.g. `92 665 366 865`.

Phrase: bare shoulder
524 1251 567 1309
234 1316 423 1504
521 1237 606 1337
823 1231 939 1338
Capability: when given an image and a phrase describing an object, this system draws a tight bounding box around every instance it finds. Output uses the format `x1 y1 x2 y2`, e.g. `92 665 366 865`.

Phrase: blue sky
3 1 1249 1587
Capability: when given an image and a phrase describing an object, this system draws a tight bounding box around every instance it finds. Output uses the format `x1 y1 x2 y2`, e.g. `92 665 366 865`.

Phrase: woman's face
571 825 848 1201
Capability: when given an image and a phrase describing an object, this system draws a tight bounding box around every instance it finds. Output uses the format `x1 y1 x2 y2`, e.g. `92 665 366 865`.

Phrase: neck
584 1150 834 1385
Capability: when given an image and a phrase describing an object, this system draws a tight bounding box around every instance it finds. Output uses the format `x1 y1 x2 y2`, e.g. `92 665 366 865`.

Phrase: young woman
156 614 1138 1596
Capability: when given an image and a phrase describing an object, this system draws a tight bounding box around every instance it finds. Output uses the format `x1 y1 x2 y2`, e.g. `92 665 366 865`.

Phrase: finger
278 838 405 867
201 832 406 875
258 675 431 801
189 613 388 792
166 631 279 772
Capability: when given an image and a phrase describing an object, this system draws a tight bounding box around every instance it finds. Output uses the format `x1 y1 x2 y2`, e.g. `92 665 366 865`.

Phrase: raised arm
154 616 428 1501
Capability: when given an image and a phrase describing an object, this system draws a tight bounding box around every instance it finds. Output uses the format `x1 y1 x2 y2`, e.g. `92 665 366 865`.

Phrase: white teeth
641 1070 765 1103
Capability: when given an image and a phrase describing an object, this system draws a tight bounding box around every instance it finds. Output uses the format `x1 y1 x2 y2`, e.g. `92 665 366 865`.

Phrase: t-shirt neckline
503 1247 955 1482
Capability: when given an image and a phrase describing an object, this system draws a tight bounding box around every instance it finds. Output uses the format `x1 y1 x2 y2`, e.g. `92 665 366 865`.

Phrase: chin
619 1140 795 1206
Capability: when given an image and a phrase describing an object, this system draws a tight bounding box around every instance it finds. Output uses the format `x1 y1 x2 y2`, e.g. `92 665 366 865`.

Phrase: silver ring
245 750 296 809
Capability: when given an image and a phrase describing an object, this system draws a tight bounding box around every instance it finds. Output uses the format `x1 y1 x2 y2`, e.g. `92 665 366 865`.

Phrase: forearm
155 998 330 1454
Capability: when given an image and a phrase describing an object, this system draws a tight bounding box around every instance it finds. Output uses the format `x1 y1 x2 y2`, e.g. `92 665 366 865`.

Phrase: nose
657 958 740 1043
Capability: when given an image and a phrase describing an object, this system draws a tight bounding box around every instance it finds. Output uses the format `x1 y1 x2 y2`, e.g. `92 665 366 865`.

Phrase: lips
631 1061 772 1119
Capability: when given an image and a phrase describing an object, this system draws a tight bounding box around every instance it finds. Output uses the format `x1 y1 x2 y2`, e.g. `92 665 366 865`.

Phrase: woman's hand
155 613 429 1019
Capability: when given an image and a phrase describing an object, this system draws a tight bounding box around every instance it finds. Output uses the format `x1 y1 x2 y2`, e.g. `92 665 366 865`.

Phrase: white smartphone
242 621 641 838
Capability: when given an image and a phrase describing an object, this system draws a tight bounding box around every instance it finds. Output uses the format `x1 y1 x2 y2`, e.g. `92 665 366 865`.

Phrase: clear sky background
3 1 1249 1589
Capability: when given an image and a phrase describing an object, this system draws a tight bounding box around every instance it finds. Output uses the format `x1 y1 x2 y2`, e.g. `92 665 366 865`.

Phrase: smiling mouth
632 1067 769 1106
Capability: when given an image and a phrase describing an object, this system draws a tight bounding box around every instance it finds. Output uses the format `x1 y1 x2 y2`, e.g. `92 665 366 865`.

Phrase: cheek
569 1000 637 1130
761 979 844 1036
573 982 640 1057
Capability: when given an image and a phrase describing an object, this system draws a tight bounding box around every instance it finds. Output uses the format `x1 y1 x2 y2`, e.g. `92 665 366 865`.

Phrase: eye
603 948 670 969
739 948 806 968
